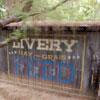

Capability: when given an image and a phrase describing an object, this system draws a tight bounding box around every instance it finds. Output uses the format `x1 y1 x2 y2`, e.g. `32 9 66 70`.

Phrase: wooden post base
97 96 100 100
97 85 100 100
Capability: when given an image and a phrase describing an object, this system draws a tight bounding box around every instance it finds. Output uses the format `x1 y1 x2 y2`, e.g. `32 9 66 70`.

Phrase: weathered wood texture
0 22 100 99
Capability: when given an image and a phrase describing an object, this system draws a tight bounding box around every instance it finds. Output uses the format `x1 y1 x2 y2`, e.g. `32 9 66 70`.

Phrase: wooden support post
97 84 100 100
97 65 100 100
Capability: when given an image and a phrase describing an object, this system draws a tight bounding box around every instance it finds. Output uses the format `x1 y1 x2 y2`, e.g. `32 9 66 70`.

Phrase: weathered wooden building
0 21 100 100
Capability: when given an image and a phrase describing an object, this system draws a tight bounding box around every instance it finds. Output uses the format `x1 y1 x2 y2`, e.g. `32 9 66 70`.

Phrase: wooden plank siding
0 21 100 99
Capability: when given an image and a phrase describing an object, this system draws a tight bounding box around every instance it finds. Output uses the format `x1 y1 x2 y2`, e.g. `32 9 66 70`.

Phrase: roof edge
7 21 100 27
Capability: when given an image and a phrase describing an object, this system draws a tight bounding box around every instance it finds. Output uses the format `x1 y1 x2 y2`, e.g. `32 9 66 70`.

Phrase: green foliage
5 38 12 43
26 0 100 21
10 30 26 38
7 0 100 21
4 30 27 44
2 0 100 46
0 0 8 19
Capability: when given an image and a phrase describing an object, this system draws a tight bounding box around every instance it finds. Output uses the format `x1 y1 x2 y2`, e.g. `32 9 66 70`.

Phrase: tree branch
30 0 69 16
0 16 23 29
0 0 69 47
0 36 21 47
0 0 69 29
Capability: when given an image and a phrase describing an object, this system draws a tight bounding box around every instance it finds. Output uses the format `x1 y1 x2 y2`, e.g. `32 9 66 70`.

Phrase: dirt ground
0 80 94 100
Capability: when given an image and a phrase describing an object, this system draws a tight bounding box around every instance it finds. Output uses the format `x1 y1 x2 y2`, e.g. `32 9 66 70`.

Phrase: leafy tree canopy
3 0 100 21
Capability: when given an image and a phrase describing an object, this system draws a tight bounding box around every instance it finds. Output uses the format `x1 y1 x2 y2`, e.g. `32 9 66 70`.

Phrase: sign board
7 34 86 90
